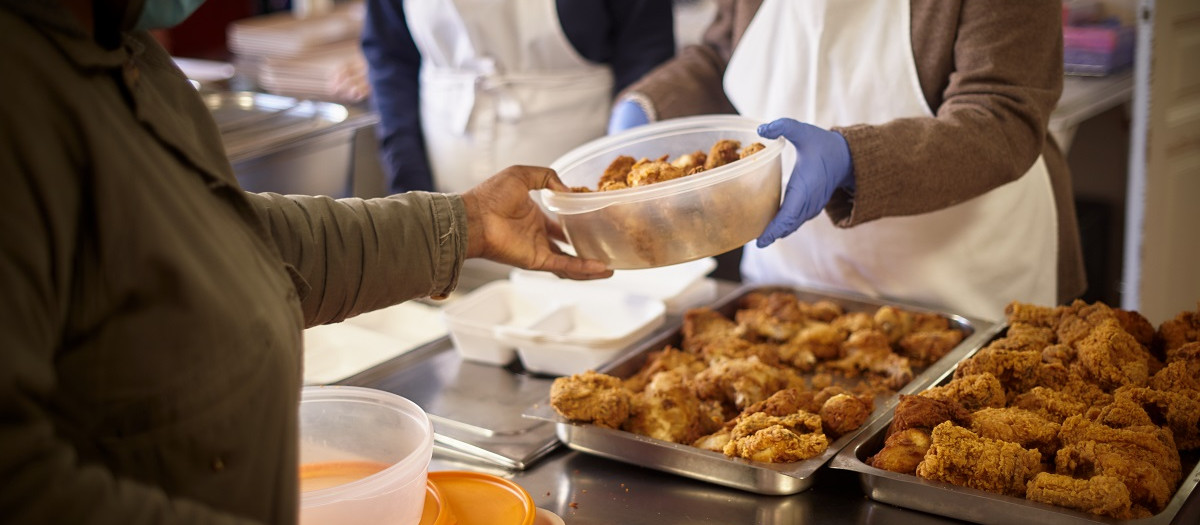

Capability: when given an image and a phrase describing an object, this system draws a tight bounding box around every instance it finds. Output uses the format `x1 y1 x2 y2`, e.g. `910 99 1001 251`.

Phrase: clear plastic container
544 115 784 269
298 386 434 525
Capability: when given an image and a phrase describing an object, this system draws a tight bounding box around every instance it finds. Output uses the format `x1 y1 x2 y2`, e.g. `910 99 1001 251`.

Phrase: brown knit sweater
624 0 1084 303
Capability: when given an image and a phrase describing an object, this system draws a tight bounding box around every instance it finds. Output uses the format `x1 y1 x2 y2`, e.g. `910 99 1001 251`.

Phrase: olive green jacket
623 0 1086 304
0 1 467 523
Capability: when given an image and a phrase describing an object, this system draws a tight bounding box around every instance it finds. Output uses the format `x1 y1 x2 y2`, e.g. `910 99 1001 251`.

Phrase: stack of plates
227 1 368 102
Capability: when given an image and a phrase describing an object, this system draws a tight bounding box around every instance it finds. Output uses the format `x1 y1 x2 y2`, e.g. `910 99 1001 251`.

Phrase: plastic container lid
418 480 454 525
428 471 535 525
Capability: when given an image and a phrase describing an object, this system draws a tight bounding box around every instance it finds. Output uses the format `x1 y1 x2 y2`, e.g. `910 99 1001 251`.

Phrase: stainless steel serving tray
829 337 1200 525
524 284 1002 495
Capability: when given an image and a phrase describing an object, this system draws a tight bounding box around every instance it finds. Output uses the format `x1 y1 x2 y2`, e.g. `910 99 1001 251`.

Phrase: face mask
134 0 208 30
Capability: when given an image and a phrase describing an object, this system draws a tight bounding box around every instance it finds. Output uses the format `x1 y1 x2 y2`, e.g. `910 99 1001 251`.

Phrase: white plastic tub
544 115 784 269
298 386 433 525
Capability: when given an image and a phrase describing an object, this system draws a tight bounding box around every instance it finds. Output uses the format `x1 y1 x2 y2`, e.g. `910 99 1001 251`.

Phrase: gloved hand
756 118 855 248
462 166 613 281
607 98 650 135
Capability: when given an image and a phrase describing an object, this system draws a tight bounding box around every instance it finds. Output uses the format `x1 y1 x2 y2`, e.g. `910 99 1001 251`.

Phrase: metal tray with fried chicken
829 300 1200 524
523 284 1001 495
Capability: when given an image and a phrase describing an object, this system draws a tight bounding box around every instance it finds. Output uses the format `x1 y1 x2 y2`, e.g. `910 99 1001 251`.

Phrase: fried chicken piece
820 393 874 438
1057 415 1181 503
953 345 1042 394
1156 303 1199 357
1114 386 1200 450
1114 308 1155 349
1011 378 1115 424
693 388 810 453
704 139 741 170
1055 440 1176 512
873 305 916 344
920 372 1006 411
693 356 792 411
969 407 1061 459
1085 395 1154 429
626 158 686 187
735 291 806 341
868 428 932 475
624 369 720 444
597 155 636 189
683 308 780 365
1075 318 1153 390
830 311 875 333
738 142 765 158
827 329 913 389
780 322 845 365
1004 301 1066 329
888 394 971 436
670 150 707 173
1025 473 1133 519
622 346 706 392
915 421 1044 497
1148 344 1200 393
550 371 631 429
1054 300 1123 347
722 411 829 462
897 328 964 367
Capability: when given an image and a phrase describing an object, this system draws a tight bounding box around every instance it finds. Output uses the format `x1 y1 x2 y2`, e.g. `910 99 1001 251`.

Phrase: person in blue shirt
362 0 676 194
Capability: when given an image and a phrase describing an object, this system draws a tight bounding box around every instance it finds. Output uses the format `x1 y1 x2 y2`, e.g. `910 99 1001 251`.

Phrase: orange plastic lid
427 471 535 525
418 479 455 525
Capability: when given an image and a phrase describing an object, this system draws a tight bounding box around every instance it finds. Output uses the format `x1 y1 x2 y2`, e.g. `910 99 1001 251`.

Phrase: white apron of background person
404 0 614 193
723 0 1057 321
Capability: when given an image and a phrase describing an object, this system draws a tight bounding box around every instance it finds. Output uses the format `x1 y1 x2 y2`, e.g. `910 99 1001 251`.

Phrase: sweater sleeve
245 191 468 327
613 0 742 119
362 0 435 193
827 0 1064 227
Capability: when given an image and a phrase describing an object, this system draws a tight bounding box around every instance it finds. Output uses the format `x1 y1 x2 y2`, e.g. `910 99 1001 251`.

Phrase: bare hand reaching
462 166 613 280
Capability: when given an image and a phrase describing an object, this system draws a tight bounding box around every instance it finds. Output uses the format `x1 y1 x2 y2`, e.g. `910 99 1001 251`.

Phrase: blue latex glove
607 98 650 135
756 118 855 248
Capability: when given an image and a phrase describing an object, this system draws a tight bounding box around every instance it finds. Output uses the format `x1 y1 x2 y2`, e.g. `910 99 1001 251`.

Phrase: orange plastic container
427 471 535 525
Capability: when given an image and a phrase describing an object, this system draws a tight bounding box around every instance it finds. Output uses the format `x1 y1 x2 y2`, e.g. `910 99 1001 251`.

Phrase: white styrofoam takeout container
441 280 665 374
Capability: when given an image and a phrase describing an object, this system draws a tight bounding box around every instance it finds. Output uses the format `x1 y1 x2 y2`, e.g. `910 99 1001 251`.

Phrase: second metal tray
525 285 1001 495
830 337 1200 525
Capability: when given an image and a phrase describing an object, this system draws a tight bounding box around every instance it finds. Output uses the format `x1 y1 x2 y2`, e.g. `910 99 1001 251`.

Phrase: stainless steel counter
336 279 1200 524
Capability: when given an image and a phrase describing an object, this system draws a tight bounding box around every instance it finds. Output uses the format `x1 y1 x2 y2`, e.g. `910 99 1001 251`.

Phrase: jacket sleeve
245 191 468 327
362 0 435 193
0 89 261 525
827 0 1064 226
614 0 742 119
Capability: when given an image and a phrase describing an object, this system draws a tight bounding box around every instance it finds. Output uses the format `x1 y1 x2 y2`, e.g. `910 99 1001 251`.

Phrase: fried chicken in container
550 371 631 429
915 421 1044 498
1025 473 1134 519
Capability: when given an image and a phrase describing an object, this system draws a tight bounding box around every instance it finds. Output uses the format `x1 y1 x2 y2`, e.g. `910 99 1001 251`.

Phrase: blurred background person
362 0 676 194
608 0 1084 321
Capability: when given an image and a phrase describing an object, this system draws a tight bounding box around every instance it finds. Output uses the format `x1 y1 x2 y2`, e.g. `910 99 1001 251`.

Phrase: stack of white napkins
303 300 446 385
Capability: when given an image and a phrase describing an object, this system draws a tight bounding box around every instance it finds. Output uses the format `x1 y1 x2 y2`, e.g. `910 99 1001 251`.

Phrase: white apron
404 0 615 193
724 0 1058 321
